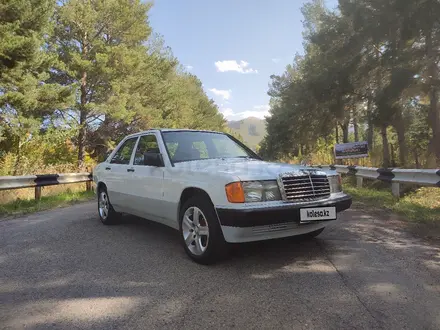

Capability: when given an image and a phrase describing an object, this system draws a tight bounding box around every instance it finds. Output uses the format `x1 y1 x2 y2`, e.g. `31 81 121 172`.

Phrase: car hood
173 158 333 181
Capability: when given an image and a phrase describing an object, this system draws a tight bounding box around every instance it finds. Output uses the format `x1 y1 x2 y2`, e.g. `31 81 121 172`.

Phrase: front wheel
179 196 228 265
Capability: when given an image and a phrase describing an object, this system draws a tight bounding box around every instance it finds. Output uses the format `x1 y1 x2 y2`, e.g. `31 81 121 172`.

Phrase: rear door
105 136 138 213
129 133 166 222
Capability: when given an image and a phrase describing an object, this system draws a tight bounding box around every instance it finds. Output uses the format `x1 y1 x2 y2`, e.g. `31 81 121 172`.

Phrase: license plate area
300 207 336 223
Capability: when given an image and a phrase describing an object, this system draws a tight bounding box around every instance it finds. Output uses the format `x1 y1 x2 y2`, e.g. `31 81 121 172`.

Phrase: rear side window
134 135 159 165
110 138 137 164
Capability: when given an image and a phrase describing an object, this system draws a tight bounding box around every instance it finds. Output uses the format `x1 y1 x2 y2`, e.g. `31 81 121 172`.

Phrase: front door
105 136 138 213
129 133 166 223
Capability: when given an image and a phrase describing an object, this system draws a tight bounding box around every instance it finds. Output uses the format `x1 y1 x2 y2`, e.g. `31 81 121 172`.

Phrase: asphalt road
1 202 440 330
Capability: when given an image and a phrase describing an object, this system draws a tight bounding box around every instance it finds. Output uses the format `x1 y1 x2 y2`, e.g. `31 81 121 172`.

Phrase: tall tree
51 0 152 167
0 0 72 174
262 0 440 168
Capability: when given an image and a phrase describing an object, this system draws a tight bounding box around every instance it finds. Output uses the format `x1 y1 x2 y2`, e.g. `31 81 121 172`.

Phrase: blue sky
149 0 337 121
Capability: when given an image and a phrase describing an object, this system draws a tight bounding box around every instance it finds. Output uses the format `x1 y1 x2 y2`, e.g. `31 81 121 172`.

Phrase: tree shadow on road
1 208 440 329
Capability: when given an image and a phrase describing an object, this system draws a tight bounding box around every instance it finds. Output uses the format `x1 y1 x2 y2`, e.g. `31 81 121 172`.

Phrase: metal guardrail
1 166 439 201
0 172 93 200
316 165 440 197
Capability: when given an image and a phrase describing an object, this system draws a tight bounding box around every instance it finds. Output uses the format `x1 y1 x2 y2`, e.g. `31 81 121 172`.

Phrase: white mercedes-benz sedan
93 129 352 264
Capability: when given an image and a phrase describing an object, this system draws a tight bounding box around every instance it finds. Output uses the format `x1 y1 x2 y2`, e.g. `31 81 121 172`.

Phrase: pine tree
0 0 72 174
51 0 152 167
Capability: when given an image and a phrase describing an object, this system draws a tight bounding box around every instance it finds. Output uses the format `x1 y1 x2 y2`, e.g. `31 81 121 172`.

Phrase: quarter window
110 138 137 165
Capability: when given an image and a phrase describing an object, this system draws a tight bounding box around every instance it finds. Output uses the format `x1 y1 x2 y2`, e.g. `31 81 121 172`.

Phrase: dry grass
0 189 95 217
0 183 90 205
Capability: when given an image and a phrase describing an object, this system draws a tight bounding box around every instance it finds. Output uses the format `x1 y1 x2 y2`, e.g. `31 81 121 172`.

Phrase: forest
0 0 227 176
260 0 440 168
3 0 440 177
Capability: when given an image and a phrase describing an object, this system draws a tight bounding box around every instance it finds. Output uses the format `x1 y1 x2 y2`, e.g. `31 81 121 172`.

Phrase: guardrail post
356 177 363 188
86 167 92 192
35 186 42 201
391 182 400 198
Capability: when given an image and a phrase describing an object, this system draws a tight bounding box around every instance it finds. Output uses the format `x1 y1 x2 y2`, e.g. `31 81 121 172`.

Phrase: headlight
242 180 281 202
328 175 342 193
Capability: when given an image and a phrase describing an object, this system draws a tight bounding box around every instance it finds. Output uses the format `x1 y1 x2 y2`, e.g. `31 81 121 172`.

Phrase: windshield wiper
232 156 257 160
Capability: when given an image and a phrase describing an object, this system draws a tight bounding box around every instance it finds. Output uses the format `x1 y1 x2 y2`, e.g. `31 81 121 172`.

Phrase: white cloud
185 65 194 70
215 60 258 74
208 88 231 100
221 105 271 120
220 107 234 118
253 105 270 112
272 58 281 63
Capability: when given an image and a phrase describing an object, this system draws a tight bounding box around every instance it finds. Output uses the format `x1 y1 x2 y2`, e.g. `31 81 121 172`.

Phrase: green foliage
0 126 80 176
262 0 440 168
0 0 73 174
0 0 227 173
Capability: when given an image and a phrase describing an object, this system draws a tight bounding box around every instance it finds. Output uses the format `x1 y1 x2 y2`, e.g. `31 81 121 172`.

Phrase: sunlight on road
6 297 142 328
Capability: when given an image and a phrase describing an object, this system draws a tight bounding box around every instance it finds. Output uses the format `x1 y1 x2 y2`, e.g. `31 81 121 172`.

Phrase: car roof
125 128 225 139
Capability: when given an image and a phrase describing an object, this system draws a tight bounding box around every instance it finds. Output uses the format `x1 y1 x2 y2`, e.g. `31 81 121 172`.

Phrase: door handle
127 168 135 172
105 167 111 171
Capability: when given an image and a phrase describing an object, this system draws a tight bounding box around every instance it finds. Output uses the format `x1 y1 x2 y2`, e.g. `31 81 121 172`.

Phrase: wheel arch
178 187 217 220
96 181 107 195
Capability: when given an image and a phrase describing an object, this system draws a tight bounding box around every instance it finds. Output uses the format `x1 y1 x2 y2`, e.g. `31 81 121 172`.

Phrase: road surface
1 202 439 329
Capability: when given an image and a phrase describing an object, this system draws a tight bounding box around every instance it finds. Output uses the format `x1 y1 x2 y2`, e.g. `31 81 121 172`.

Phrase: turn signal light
225 182 245 203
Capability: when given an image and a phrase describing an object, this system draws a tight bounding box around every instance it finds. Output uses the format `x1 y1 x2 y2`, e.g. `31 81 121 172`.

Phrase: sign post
334 141 369 160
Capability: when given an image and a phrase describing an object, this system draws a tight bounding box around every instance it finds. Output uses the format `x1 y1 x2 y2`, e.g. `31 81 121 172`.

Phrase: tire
179 195 228 265
298 227 325 240
97 185 120 225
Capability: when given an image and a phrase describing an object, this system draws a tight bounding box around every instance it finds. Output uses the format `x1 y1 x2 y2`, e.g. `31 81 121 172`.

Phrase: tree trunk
367 97 374 148
353 115 359 142
77 69 87 168
78 34 88 169
393 109 407 167
390 143 396 168
77 108 87 169
340 121 349 143
12 137 21 176
413 149 420 169
426 26 440 166
335 123 339 144
381 124 390 168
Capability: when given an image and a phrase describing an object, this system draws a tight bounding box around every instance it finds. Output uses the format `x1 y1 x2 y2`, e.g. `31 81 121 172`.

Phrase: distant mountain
227 117 266 150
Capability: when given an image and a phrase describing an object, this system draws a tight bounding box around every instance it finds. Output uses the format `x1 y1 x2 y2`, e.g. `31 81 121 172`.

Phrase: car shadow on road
121 213 326 267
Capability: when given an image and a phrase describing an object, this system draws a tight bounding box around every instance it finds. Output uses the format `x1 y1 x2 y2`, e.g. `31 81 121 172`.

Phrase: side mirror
144 152 165 167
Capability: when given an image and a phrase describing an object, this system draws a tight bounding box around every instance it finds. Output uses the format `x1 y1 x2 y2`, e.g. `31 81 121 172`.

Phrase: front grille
281 173 330 202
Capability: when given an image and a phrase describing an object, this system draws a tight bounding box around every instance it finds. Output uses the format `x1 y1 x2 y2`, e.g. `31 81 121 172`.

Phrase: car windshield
162 131 260 163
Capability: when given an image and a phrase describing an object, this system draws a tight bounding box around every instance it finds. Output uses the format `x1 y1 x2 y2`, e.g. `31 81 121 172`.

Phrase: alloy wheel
182 206 210 256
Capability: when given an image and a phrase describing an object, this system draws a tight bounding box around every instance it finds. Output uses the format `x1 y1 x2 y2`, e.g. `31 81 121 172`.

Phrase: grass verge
343 177 440 237
0 190 95 218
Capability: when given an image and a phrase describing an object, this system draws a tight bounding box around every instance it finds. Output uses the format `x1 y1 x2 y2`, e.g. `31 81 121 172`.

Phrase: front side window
134 135 159 165
110 137 137 165
162 131 259 163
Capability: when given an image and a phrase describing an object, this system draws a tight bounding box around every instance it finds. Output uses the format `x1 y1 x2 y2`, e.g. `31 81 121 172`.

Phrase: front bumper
216 194 352 243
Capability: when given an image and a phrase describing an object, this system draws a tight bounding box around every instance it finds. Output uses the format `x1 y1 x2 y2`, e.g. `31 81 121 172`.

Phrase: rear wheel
179 196 228 264
98 186 120 225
